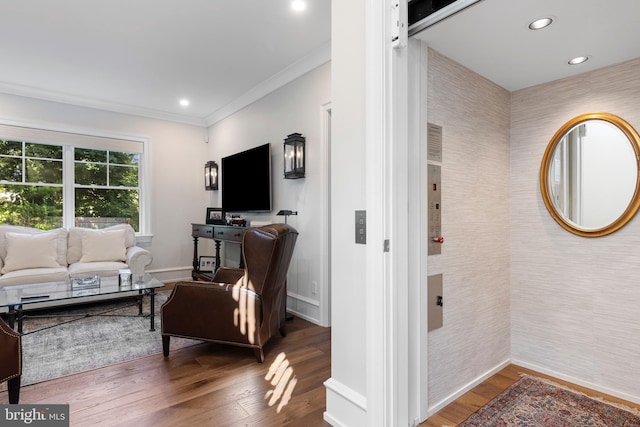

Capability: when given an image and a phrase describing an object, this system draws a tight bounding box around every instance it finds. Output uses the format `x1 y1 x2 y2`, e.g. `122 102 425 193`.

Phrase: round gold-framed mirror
540 112 640 237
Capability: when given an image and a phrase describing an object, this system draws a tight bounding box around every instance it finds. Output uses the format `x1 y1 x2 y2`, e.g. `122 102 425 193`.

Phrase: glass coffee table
0 274 164 333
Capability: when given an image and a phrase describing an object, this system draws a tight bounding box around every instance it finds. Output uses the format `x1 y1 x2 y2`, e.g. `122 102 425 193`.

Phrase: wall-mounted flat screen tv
221 143 272 213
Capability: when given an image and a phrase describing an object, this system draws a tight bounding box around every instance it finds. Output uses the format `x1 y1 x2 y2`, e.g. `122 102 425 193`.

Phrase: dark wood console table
191 223 247 280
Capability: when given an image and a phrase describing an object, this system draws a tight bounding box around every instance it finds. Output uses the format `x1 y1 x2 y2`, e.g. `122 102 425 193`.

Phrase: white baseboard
322 412 342 426
511 358 640 405
288 291 320 307
146 266 192 283
286 292 321 325
427 358 512 416
286 307 319 324
324 378 367 427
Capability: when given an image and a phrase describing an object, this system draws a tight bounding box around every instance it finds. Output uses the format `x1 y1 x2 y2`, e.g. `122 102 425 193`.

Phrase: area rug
457 375 640 427
2 291 197 387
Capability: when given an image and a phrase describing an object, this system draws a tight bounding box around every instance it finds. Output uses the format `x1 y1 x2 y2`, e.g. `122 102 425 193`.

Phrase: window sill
135 233 154 246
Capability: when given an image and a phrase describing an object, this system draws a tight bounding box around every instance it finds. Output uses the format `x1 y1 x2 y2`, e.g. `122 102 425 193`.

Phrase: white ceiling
0 0 331 127
3 0 639 129
413 0 640 92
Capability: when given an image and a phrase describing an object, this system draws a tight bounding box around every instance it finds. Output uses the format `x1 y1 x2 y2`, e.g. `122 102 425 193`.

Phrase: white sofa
0 224 152 289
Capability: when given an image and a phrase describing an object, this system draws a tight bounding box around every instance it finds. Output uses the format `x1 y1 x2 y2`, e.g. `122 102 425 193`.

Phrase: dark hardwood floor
3 300 639 426
2 316 332 427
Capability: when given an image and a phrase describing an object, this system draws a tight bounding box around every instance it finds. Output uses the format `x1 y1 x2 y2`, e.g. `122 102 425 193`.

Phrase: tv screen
221 143 272 213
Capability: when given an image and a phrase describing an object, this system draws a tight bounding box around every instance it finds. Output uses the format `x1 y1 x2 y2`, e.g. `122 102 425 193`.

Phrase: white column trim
407 36 428 423
365 0 389 424
320 102 332 327
365 0 412 425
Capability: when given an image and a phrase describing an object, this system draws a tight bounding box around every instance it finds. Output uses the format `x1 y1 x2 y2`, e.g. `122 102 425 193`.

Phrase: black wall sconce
205 161 218 190
283 133 305 179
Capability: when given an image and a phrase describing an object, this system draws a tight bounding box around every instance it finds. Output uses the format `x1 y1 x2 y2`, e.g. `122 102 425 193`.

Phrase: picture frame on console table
198 256 216 272
206 207 226 225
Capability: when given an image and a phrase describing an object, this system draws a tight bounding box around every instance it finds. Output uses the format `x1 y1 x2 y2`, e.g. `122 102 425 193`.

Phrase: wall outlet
312 281 318 294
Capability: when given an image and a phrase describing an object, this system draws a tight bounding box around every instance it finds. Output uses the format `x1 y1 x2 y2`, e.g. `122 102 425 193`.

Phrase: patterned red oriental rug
457 375 640 427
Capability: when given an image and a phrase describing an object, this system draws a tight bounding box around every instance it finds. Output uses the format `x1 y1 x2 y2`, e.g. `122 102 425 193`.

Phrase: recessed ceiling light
528 17 553 30
568 56 589 65
179 99 190 107
291 0 306 12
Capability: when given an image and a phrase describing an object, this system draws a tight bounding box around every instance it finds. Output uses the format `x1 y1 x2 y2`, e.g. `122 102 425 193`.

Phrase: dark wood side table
191 224 247 280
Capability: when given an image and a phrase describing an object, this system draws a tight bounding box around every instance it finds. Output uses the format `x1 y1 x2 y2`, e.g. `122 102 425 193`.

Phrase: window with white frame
0 124 146 232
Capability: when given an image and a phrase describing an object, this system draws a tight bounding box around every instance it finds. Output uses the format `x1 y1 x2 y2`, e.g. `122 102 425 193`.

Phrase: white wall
0 62 333 325
425 48 512 411
323 0 368 425
511 58 640 403
207 62 331 325
0 92 209 282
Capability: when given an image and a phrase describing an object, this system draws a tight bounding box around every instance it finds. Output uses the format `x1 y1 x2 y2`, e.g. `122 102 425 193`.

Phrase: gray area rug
14 291 197 386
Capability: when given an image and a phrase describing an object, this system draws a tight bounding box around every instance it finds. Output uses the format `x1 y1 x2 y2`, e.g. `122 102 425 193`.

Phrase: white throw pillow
79 229 127 263
1 231 60 274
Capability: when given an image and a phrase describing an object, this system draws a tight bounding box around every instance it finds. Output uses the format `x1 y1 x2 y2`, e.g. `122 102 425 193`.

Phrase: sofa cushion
79 229 127 263
68 261 128 278
0 226 67 270
67 224 135 265
0 267 69 287
1 231 62 274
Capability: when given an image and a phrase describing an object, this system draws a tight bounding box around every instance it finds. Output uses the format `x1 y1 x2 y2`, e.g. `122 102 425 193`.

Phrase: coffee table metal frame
0 274 163 333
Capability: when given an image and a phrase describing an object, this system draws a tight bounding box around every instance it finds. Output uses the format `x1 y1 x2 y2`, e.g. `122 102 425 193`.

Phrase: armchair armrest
0 317 21 403
212 267 244 284
126 246 153 276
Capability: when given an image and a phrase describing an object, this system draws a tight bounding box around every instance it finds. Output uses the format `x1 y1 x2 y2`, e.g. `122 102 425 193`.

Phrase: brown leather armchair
0 317 21 403
161 223 298 363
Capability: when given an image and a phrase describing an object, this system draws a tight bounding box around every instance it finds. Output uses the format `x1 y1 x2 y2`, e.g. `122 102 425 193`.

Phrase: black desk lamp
276 209 298 321
276 210 298 224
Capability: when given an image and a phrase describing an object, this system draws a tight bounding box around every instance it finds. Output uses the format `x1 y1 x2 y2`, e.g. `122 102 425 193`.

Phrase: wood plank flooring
3 306 639 427
3 316 332 427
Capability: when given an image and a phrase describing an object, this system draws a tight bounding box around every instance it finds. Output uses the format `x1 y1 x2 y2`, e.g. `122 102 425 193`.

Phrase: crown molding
0 40 331 129
204 41 331 127
0 81 208 127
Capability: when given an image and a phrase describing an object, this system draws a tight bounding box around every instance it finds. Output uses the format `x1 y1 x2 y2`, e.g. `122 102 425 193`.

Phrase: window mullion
63 145 75 228
21 141 26 184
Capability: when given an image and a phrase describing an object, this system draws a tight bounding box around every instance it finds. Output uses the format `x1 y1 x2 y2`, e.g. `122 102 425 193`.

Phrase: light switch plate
355 210 366 244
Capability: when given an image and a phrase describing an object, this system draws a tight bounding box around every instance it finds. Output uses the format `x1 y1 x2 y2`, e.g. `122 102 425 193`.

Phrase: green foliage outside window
0 140 140 231
0 184 63 229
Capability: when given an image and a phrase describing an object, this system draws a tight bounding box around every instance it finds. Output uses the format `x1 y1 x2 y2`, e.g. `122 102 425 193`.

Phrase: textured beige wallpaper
425 47 511 408
511 58 640 402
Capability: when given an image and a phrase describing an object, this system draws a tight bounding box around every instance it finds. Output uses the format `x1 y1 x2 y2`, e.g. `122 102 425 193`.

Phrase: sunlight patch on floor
264 352 298 413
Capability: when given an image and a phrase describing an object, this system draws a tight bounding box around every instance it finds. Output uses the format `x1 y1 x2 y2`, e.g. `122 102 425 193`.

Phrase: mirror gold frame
540 112 640 237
